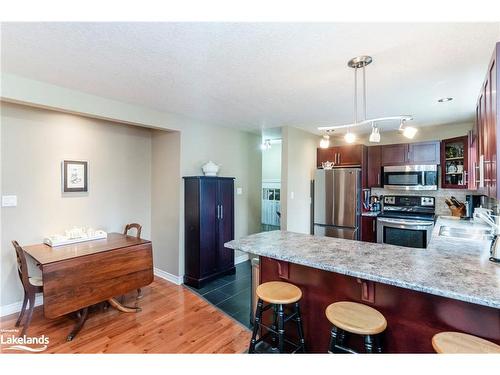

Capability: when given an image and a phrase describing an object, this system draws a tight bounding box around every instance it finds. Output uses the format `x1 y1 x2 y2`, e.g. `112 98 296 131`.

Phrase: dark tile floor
186 260 252 328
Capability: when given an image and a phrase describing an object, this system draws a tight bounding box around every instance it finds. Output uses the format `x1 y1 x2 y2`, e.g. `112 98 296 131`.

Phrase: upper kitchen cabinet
408 141 441 164
367 146 382 187
440 136 469 189
474 42 499 198
381 141 440 166
317 144 366 168
381 143 408 165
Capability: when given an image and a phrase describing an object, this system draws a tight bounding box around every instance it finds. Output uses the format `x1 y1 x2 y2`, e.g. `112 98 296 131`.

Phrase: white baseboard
235 253 249 264
154 267 183 285
0 294 44 318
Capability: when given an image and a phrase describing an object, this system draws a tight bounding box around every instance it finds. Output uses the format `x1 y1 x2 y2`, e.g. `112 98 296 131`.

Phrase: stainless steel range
377 195 436 248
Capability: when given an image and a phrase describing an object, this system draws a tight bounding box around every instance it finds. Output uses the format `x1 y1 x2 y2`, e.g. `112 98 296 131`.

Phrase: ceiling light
438 97 453 103
260 139 272 151
402 126 418 139
399 119 418 139
320 134 330 148
344 131 356 144
369 125 380 143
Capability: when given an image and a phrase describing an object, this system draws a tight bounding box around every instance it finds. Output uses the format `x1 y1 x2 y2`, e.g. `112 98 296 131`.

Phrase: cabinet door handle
338 153 341 165
220 205 224 220
372 220 376 232
377 173 380 185
217 205 220 219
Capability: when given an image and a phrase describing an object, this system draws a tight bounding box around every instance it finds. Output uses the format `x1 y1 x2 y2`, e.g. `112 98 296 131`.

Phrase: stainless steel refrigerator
313 168 361 240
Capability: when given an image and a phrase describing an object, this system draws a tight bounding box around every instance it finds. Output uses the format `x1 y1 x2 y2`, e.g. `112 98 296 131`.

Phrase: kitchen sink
438 226 495 241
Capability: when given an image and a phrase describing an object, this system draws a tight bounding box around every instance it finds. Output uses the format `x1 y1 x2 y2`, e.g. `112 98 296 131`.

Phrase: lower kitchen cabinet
361 215 377 243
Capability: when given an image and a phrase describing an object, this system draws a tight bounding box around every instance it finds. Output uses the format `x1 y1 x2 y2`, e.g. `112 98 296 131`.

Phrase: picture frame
62 160 88 193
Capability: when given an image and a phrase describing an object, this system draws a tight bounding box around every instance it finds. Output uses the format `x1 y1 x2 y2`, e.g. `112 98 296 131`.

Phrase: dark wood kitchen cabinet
361 215 377 243
473 42 499 198
441 136 469 189
367 145 382 187
409 141 441 164
183 176 235 288
317 144 366 168
381 141 440 166
381 143 408 165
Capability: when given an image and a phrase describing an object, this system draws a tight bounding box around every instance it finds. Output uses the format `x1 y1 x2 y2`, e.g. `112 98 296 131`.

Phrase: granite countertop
225 217 500 309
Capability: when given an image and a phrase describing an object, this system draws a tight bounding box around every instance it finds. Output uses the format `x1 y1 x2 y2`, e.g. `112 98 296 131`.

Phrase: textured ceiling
1 22 500 134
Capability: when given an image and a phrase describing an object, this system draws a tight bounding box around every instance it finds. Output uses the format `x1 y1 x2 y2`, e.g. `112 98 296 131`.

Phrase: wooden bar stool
248 281 306 354
432 332 500 354
325 301 387 353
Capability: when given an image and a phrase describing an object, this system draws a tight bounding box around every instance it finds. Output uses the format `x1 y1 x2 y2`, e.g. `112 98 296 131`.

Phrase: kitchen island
225 217 500 353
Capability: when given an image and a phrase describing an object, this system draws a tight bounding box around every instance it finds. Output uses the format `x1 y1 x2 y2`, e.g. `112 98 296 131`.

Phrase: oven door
376 217 434 248
383 165 437 190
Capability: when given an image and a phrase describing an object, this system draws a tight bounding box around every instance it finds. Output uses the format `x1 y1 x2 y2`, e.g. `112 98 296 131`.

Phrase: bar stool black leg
277 303 285 353
337 328 346 348
364 335 374 353
249 299 264 353
328 326 338 353
294 302 306 353
270 304 279 348
374 334 383 353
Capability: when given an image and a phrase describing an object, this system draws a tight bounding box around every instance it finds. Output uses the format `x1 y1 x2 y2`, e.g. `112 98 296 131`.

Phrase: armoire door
217 179 235 272
199 178 218 277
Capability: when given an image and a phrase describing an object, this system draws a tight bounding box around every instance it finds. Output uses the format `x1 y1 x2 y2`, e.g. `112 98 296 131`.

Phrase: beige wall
0 74 264 309
281 126 320 233
262 141 282 181
151 130 181 276
331 122 473 146
178 123 262 268
1 102 153 306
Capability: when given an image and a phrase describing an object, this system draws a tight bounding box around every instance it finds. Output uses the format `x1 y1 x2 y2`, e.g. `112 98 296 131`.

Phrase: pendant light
344 130 356 144
399 119 418 139
260 139 272 151
369 123 380 143
320 134 330 148
318 56 414 143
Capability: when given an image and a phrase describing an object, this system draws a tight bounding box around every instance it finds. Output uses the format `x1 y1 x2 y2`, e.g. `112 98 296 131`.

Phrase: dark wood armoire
183 176 235 288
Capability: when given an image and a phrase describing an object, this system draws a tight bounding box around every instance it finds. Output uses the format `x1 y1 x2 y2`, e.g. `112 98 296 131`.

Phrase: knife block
449 205 466 217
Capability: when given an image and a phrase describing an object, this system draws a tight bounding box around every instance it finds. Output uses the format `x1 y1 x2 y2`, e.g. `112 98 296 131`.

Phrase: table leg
67 307 89 341
107 297 142 313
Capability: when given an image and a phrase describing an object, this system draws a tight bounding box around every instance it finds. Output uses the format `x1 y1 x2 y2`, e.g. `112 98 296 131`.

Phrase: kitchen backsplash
370 188 476 216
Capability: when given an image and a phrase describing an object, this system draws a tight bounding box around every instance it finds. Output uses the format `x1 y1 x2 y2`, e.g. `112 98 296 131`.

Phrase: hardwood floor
0 277 251 353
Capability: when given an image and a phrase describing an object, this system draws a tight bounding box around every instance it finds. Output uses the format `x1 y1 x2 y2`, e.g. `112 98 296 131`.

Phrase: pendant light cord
362 65 367 121
353 67 358 126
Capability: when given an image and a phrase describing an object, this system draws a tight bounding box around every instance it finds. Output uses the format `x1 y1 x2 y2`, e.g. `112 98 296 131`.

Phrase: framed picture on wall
62 160 88 193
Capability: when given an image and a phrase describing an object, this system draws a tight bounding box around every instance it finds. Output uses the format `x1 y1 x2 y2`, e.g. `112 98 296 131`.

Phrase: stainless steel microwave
383 165 438 190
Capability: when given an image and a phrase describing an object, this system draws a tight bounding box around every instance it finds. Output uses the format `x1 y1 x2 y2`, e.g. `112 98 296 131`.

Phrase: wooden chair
12 241 43 336
123 223 143 299
124 223 142 239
